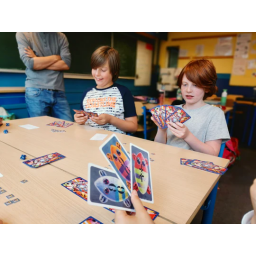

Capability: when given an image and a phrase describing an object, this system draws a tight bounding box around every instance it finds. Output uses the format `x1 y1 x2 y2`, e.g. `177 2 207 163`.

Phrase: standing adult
16 32 72 121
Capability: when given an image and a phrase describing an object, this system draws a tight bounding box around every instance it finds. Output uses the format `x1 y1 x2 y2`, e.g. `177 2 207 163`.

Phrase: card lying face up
88 164 135 212
130 143 154 203
100 134 131 194
23 152 65 168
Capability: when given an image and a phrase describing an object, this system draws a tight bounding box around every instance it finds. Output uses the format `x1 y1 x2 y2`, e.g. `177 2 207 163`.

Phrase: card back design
80 216 103 224
61 177 88 201
23 152 65 168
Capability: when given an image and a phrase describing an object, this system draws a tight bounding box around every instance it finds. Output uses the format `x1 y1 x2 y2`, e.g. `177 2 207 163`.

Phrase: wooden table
0 116 230 224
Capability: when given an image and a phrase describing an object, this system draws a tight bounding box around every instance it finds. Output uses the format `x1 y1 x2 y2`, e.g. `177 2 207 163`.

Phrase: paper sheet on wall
232 59 247 75
179 49 188 57
195 45 204 56
250 40 256 54
214 37 233 56
247 59 256 69
234 33 252 59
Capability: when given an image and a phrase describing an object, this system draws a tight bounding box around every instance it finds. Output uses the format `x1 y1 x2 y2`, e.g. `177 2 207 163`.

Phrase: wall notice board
230 33 256 87
0 32 137 78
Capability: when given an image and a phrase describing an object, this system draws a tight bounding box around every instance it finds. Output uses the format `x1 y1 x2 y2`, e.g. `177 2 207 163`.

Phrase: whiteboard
134 40 153 86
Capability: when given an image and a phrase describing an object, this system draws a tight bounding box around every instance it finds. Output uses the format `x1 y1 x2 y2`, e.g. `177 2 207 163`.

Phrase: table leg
201 182 219 224
248 106 256 146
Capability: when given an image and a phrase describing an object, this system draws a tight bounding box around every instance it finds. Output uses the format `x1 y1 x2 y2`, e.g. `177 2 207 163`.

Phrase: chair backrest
218 142 225 157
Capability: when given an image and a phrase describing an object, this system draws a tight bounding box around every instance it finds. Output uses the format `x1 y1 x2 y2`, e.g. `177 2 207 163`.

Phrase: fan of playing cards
150 105 191 129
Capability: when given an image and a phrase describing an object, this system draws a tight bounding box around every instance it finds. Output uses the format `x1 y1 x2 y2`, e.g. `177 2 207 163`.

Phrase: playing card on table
11 198 20 203
144 206 159 220
5 200 13 206
100 134 131 194
23 152 65 168
130 143 154 203
166 107 191 124
61 177 88 201
88 164 135 212
80 216 103 224
0 189 7 194
6 194 15 199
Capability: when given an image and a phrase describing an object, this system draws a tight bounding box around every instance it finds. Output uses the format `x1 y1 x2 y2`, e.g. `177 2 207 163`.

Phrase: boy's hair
91 46 120 82
177 59 217 100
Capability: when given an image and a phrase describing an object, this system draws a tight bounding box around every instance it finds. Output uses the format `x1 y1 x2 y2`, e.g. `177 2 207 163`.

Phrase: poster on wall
214 37 233 56
247 59 256 69
195 45 204 56
234 33 252 59
232 59 247 75
179 49 188 57
250 40 256 54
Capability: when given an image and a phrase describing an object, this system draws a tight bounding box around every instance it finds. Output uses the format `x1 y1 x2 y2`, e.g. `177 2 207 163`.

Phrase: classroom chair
248 103 256 146
200 142 225 224
230 98 255 143
134 102 156 140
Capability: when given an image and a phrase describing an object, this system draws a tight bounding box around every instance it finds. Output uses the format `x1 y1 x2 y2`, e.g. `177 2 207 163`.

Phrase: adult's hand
24 46 36 58
115 190 154 224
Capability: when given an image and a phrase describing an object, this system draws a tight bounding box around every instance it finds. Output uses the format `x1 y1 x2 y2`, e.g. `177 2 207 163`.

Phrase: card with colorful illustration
88 164 135 212
23 152 65 168
165 105 177 119
130 143 154 203
85 112 98 118
150 107 163 128
5 200 13 206
180 158 227 175
20 180 28 183
144 206 159 220
80 216 103 224
100 134 131 194
154 106 166 128
73 109 86 115
166 107 191 124
6 194 15 199
47 120 73 128
11 198 20 203
61 177 88 201
0 189 7 194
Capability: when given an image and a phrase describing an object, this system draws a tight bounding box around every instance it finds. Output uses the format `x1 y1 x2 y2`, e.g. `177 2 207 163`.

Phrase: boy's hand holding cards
150 105 191 129
73 109 98 118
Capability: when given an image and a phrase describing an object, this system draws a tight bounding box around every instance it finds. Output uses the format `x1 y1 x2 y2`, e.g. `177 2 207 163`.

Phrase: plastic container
176 88 182 101
221 89 228 106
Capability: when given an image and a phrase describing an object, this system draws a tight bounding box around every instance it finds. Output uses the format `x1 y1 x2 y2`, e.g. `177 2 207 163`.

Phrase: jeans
25 88 73 121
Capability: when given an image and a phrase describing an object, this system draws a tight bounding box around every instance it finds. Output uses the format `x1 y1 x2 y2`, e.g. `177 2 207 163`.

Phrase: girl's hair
91 46 120 82
177 59 217 100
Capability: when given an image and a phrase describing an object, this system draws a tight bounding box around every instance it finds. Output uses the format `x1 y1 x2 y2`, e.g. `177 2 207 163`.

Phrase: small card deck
73 109 98 118
130 143 154 203
80 216 103 224
180 158 227 175
61 177 88 201
100 134 131 194
88 164 135 212
23 152 65 168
